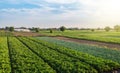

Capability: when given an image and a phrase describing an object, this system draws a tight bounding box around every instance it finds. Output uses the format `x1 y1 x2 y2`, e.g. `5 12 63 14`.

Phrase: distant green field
40 30 120 44
0 31 13 36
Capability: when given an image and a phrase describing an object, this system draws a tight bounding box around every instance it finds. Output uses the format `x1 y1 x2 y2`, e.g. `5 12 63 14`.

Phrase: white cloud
1 0 120 28
44 0 77 4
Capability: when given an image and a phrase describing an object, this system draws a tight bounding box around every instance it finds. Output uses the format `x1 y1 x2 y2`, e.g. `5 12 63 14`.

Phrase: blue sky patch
0 3 40 9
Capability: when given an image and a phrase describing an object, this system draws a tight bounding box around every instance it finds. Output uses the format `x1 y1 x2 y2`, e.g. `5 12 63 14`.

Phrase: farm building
14 28 30 32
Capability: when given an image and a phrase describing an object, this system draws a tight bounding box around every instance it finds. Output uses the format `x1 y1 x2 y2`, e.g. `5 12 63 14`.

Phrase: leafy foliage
18 37 98 73
20 37 120 73
9 27 14 32
91 29 95 32
37 37 120 63
50 29 53 33
104 26 111 32
0 36 120 73
35 28 39 32
0 37 11 73
114 25 120 32
8 37 56 73
59 26 66 32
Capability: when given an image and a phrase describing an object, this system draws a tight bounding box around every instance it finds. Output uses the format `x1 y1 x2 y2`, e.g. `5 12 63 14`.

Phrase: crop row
19 37 120 73
18 37 98 73
0 37 11 73
36 37 120 63
8 37 56 73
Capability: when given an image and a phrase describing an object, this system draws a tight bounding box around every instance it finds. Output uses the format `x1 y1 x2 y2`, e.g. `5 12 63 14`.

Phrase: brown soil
105 69 120 73
13 32 120 50
53 36 120 50
13 32 44 36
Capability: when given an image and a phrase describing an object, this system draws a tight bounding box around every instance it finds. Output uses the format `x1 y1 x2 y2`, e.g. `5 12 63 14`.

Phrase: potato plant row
36 37 120 63
0 37 11 73
26 37 120 73
8 37 56 73
18 37 98 73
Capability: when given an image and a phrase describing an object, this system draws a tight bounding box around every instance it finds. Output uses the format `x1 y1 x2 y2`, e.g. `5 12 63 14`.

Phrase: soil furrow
52 36 120 50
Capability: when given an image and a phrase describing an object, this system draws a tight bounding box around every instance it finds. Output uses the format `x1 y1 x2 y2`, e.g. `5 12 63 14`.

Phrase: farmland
36 37 120 63
8 37 55 73
0 29 120 73
0 36 120 73
39 30 120 44
1 0 120 72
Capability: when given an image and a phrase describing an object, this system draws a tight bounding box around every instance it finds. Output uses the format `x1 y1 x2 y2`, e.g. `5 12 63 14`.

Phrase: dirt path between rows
52 36 120 50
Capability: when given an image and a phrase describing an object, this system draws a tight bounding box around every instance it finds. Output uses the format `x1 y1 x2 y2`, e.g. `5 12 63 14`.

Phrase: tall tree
35 28 39 32
9 27 14 32
104 26 111 32
60 26 66 32
91 29 95 32
114 25 120 32
5 27 9 31
50 29 53 33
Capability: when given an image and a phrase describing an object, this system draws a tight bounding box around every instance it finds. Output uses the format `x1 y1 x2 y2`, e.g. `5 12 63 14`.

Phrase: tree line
104 25 120 32
1 25 120 32
2 26 66 32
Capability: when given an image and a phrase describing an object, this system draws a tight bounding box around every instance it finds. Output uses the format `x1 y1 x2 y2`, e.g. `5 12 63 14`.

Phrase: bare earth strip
52 36 120 50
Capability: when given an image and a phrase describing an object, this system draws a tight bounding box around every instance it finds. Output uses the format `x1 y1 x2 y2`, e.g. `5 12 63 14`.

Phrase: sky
0 0 120 28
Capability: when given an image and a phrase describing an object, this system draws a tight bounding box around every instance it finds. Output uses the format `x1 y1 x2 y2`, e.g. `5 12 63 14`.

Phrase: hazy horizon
0 0 120 28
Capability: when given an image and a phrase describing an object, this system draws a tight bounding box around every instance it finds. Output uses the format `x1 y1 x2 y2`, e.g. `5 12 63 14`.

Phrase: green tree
9 27 14 32
35 28 39 32
114 25 120 32
104 26 111 32
34 28 39 32
5 26 9 31
50 29 53 33
60 26 66 32
91 29 95 32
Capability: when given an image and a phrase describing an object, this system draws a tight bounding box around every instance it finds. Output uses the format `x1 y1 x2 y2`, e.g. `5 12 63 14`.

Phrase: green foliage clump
35 28 39 32
114 25 120 32
9 27 14 32
59 26 66 32
104 26 111 32
91 29 95 32
50 29 53 33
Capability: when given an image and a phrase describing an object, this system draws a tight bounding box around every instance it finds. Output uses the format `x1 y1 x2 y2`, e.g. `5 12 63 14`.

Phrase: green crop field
39 30 120 44
0 37 11 73
0 36 120 73
36 37 120 63
1 0 120 72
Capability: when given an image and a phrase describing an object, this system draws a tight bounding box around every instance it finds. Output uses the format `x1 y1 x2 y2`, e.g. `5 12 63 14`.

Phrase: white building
14 28 30 32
